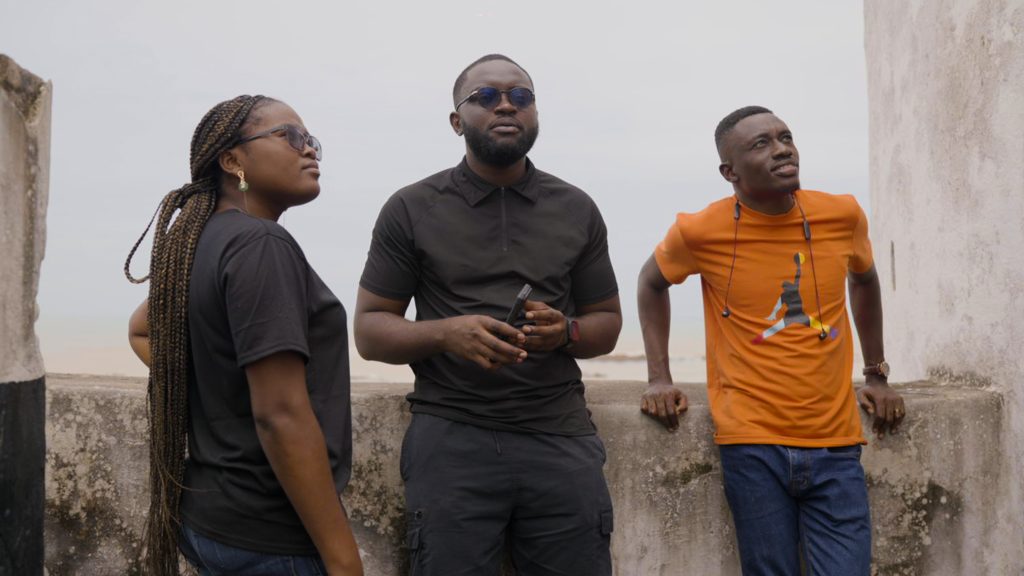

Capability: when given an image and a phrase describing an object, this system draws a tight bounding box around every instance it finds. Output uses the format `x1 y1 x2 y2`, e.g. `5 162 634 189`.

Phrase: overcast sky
3 0 868 378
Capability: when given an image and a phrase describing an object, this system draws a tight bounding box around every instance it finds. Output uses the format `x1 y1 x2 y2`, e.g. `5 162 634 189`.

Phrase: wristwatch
863 361 891 379
562 317 580 350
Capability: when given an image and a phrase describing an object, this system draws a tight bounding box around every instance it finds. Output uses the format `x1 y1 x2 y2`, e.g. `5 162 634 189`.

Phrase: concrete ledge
45 375 148 575
44 375 1003 575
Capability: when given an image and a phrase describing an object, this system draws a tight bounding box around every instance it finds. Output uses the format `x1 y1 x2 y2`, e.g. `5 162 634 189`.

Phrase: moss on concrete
0 54 48 123
867 477 965 575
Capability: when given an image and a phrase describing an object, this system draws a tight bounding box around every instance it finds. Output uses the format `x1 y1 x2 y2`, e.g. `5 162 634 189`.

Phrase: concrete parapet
45 376 1005 575
44 376 148 575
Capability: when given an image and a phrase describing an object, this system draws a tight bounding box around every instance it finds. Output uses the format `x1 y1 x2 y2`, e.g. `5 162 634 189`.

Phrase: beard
463 122 539 168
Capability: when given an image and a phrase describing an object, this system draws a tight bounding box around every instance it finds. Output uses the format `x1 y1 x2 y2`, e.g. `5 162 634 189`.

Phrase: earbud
819 330 827 340
722 201 742 319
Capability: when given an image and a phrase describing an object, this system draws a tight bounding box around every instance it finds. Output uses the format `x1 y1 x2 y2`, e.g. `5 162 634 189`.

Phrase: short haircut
715 105 774 153
452 54 533 107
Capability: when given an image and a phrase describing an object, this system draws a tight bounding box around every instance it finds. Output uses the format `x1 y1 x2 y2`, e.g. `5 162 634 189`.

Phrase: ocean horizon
38 314 710 383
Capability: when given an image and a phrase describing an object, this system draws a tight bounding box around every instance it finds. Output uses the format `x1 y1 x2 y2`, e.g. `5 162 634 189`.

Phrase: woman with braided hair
125 95 363 575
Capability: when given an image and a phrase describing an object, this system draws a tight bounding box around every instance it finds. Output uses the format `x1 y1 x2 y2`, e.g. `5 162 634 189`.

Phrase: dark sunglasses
455 86 536 111
237 124 322 161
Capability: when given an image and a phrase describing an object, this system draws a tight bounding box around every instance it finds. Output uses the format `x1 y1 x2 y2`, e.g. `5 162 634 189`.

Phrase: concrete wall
0 54 51 576
864 1 1024 571
46 375 1004 575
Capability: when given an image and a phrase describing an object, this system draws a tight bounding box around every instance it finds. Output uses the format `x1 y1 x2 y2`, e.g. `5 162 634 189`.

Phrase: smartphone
505 283 533 325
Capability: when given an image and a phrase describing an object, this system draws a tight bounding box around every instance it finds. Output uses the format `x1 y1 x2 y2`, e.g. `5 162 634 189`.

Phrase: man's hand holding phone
521 301 569 352
442 315 526 371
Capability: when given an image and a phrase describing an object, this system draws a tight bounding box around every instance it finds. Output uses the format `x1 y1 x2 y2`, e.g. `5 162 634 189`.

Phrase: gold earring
237 170 249 193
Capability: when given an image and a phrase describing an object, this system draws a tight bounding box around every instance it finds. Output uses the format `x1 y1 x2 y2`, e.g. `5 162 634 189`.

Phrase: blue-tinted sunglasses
455 87 536 111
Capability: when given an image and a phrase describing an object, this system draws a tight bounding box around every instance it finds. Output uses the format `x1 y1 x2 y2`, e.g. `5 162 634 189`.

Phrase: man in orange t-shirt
637 106 905 575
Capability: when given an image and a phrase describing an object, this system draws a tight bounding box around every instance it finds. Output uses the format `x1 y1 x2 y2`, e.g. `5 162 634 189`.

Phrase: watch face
569 319 580 342
879 361 890 377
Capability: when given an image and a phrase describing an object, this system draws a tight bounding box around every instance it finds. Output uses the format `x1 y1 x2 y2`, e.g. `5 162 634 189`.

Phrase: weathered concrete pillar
0 54 51 576
865 0 1024 572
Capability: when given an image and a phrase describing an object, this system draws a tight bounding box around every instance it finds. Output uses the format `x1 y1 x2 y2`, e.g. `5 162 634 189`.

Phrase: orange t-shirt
655 190 873 447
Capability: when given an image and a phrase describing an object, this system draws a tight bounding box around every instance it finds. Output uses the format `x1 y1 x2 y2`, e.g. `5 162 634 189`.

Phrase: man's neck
735 189 796 215
465 153 527 188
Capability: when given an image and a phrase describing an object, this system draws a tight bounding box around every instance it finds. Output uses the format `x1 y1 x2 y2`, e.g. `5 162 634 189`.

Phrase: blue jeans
179 523 327 576
719 444 871 576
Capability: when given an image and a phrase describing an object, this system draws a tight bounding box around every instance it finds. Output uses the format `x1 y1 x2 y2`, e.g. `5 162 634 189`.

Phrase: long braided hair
124 94 269 575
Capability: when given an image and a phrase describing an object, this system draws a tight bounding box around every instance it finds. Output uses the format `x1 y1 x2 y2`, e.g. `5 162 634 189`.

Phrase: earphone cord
721 200 741 317
795 195 827 339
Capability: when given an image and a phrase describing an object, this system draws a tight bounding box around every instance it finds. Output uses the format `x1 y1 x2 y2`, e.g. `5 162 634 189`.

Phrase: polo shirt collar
453 157 539 206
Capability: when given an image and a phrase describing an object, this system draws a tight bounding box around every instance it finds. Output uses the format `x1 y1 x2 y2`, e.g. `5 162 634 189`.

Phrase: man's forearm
849 268 885 366
355 311 449 364
568 310 622 359
639 284 674 383
637 255 676 383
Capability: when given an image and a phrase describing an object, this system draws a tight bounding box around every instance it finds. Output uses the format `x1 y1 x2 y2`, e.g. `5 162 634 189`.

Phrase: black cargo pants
401 413 614 576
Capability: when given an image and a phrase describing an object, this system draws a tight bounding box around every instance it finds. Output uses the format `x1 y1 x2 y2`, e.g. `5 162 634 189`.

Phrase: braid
124 95 268 575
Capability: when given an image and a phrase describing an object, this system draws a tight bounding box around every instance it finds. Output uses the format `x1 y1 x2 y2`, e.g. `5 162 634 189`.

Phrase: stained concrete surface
864 0 1024 570
45 375 1006 575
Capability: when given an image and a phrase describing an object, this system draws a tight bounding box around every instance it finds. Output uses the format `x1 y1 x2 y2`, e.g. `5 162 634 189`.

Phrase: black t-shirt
180 210 352 555
360 158 618 435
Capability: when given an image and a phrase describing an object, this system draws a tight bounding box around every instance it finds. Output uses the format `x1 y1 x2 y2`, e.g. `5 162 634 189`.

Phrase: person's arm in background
247 351 363 576
128 299 151 367
849 265 905 437
637 254 688 431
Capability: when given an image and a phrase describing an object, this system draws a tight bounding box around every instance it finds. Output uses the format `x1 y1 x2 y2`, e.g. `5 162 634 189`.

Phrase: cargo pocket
600 510 614 536
593 509 615 575
400 423 414 482
406 508 425 576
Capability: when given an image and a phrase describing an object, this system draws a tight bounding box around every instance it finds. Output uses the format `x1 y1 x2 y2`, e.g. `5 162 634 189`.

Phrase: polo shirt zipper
500 187 509 252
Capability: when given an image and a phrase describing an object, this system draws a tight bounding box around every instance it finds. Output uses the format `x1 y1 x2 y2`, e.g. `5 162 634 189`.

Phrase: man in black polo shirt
355 54 621 575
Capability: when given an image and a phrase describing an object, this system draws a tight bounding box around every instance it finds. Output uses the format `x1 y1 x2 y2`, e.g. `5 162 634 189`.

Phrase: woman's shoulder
201 210 304 261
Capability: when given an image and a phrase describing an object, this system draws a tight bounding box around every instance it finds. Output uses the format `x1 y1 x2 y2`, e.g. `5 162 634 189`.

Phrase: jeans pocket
178 524 205 569
290 555 327 576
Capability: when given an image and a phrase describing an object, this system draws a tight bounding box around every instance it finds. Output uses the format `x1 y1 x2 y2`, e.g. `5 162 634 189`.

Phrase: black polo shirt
360 158 618 435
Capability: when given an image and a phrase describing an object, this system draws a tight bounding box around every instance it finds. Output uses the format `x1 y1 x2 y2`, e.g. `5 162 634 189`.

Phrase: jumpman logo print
752 252 838 344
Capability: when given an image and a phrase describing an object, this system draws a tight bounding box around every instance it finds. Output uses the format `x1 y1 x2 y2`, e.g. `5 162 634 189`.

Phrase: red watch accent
563 317 580 350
